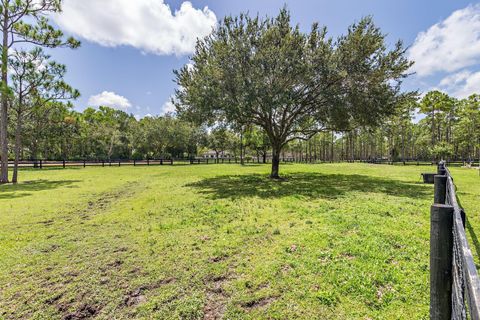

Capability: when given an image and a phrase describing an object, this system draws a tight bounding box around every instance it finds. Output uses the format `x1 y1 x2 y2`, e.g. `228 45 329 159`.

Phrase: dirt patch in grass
203 275 229 320
123 277 177 307
62 304 99 320
76 183 141 220
241 296 277 310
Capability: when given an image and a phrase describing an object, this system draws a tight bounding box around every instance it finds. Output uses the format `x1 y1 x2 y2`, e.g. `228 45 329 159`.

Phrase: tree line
2 5 478 183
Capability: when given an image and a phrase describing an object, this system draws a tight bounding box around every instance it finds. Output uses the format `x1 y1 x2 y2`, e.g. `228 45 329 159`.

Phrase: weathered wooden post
430 203 454 320
430 173 453 319
39 159 43 169
63 160 66 169
83 160 86 168
438 161 446 176
434 175 447 204
134 159 136 166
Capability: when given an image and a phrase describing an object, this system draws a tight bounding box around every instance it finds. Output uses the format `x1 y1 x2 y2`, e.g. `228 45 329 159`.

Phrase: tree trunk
12 111 23 184
0 6 9 184
240 129 244 165
270 147 281 179
331 131 334 162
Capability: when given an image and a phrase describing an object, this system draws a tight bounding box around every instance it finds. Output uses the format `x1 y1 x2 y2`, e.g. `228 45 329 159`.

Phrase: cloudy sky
46 0 478 118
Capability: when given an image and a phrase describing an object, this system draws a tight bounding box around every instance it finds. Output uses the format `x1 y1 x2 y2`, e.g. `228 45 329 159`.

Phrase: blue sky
46 0 479 118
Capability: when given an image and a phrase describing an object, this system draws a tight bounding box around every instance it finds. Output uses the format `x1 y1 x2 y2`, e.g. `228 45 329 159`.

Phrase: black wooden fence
428 161 480 319
7 157 477 169
7 157 296 168
7 159 173 169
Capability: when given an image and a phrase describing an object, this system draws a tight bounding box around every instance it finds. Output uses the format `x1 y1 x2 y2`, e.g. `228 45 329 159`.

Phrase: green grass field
1 163 478 319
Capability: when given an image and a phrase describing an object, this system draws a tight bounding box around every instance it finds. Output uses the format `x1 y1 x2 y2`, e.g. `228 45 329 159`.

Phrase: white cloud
161 98 176 114
134 113 153 120
439 70 471 87
53 0 216 56
88 91 132 110
439 70 480 98
409 4 480 77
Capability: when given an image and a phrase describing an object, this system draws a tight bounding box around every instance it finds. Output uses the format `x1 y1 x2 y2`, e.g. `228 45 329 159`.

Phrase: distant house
202 150 231 158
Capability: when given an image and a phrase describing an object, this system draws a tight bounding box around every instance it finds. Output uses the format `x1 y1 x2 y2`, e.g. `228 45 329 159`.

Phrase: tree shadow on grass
0 179 81 200
186 172 430 200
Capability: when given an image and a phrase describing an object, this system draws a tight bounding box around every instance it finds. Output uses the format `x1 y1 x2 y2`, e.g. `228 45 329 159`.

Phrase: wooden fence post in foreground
430 202 454 320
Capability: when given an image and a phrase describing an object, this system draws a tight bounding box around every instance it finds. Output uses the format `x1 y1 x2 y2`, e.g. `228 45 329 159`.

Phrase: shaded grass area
187 172 429 200
0 163 432 319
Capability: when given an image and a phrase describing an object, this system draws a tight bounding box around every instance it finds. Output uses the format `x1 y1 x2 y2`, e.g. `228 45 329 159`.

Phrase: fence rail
6 157 298 168
6 158 478 169
7 159 173 168
428 161 480 319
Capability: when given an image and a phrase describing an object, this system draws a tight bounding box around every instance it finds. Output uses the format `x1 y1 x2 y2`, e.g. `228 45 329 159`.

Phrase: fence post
102 160 105 167
63 160 66 169
119 160 121 167
438 161 446 176
147 159 150 166
83 160 86 168
40 160 43 169
134 159 136 166
434 175 447 204
430 203 454 320
160 159 163 165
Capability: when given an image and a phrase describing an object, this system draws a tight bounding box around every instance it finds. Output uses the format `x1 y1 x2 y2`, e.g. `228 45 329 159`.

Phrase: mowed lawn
0 163 446 319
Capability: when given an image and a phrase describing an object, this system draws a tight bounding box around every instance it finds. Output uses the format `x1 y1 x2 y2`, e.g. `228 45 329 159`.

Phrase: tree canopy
174 8 413 178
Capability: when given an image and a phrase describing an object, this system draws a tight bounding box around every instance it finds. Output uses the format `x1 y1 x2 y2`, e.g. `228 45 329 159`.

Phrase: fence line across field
428 161 480 319
6 158 480 169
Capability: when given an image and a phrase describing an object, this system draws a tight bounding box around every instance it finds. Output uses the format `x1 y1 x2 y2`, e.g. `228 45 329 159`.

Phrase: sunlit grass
0 163 435 319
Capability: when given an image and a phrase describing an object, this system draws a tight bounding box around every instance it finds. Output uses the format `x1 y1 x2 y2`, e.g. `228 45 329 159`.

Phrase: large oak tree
174 8 413 178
